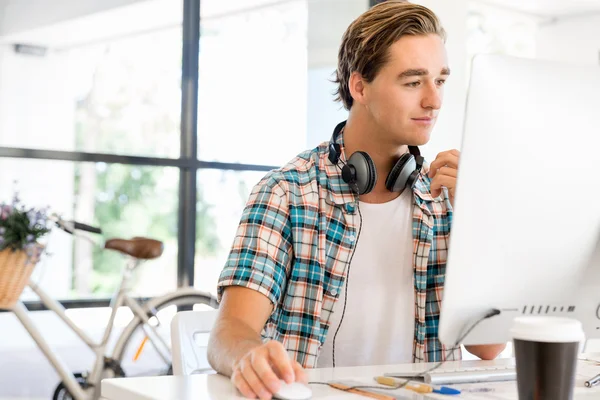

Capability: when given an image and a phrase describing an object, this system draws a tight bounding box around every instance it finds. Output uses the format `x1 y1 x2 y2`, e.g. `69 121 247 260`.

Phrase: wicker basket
0 245 43 309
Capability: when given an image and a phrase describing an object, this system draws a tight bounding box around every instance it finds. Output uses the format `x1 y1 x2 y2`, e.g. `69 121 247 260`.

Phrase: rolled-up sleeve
217 176 292 307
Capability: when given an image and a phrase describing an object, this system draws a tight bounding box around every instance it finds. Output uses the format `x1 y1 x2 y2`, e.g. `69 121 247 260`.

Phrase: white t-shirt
317 189 415 368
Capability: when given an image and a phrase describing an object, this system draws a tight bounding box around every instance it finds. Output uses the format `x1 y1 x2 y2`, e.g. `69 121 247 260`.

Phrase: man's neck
343 111 409 203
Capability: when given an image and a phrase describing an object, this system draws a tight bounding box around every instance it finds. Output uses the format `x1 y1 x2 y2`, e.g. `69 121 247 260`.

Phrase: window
197 1 308 166
0 28 182 158
1 158 178 299
72 29 182 158
0 1 186 301
194 169 266 295
0 0 363 303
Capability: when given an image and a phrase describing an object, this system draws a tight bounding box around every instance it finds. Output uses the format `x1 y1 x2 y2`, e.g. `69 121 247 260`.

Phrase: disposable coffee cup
510 316 584 400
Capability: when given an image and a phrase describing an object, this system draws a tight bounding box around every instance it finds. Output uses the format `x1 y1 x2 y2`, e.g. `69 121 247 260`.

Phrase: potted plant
0 193 50 309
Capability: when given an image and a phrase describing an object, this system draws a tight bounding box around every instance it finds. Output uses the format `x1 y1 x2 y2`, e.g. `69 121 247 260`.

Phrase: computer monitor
438 54 600 348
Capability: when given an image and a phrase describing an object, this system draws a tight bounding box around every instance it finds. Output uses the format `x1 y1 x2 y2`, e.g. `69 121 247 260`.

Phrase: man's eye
436 79 447 86
406 81 421 87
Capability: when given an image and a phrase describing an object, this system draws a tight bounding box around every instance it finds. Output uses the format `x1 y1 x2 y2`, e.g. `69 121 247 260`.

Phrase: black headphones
327 121 425 195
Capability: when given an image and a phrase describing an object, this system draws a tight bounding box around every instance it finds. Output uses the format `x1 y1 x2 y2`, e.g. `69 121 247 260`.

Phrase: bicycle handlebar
73 221 102 235
51 215 102 235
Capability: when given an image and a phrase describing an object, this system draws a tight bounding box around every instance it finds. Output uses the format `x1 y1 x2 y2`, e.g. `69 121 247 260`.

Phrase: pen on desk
585 373 600 388
375 376 461 395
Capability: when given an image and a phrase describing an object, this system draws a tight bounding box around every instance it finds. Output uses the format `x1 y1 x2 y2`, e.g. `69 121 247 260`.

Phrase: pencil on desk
375 376 461 396
328 382 396 400
375 377 430 393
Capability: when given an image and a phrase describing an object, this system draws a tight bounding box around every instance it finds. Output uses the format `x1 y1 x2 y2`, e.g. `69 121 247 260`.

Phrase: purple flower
27 210 37 227
0 191 52 251
1 205 12 220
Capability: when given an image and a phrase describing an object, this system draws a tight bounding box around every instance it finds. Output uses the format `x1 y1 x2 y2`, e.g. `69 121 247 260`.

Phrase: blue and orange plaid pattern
217 132 460 368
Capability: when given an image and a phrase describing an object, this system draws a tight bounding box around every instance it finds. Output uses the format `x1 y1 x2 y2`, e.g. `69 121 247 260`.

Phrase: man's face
361 34 449 146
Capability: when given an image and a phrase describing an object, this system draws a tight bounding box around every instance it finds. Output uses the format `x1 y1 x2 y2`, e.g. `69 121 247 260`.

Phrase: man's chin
389 127 432 147
409 131 432 147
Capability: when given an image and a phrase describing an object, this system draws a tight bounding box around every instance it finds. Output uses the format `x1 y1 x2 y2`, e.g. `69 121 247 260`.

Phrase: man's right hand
207 287 306 399
231 341 307 400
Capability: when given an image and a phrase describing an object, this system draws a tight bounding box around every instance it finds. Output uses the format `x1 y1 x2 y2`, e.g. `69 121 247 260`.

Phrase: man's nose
421 83 442 110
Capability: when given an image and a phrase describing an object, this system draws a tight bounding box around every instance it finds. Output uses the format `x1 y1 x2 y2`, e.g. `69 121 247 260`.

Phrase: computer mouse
272 380 312 400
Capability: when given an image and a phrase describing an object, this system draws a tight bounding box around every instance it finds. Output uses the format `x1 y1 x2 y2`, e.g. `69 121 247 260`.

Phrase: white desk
101 357 600 400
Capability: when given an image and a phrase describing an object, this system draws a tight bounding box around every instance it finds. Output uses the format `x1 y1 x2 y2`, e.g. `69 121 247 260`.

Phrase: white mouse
272 380 312 400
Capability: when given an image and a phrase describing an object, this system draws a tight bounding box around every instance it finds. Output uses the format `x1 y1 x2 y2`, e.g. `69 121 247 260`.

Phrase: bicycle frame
9 258 172 400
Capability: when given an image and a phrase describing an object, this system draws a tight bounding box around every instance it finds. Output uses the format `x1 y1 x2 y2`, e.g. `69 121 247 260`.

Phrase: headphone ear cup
385 154 417 192
341 163 356 185
347 151 377 195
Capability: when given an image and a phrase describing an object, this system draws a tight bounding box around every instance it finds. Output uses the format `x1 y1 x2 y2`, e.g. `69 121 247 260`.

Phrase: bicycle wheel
112 291 218 377
51 373 88 400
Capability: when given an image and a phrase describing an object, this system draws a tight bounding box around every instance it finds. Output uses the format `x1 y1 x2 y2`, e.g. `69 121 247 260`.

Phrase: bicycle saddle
104 237 164 259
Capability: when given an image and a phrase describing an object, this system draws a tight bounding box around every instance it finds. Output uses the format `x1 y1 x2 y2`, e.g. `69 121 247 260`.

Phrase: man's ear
348 71 368 106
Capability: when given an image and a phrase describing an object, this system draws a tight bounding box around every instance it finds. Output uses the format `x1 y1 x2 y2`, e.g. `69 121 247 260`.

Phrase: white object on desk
101 357 600 400
170 310 218 375
273 380 313 400
438 53 600 348
385 364 516 385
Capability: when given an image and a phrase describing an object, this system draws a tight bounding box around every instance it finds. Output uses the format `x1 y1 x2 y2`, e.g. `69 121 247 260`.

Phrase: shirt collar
323 129 357 208
321 128 442 208
413 163 439 203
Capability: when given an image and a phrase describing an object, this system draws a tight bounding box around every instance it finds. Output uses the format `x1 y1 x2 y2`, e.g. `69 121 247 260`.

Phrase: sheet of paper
440 381 517 400
331 379 432 400
577 357 600 379
330 377 518 399
327 360 600 400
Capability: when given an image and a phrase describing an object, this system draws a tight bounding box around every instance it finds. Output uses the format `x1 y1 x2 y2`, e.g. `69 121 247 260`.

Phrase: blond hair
334 1 446 110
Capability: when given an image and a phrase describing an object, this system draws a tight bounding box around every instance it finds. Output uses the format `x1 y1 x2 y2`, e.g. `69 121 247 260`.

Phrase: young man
208 1 506 398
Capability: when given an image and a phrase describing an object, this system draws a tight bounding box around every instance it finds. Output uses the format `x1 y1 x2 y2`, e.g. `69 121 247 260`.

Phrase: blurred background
0 0 598 398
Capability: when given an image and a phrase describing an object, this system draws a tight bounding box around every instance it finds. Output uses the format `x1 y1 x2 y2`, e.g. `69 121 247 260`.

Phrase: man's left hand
428 149 460 207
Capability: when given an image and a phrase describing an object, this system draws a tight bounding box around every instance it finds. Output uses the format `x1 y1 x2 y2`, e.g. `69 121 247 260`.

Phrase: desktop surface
101 356 600 400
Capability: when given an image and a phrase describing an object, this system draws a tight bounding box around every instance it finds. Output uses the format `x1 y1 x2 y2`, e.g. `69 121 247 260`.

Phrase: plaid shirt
217 131 461 368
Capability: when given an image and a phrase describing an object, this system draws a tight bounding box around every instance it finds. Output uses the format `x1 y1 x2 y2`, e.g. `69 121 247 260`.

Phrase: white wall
536 14 600 66
0 0 182 52
306 0 366 148
0 0 147 36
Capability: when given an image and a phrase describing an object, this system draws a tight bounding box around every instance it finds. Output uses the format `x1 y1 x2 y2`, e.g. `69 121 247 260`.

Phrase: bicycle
6 215 219 400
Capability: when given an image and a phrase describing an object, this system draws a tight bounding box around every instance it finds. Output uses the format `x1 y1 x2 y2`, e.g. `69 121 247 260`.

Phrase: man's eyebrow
398 67 451 78
398 68 428 78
